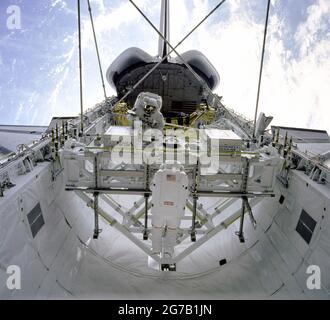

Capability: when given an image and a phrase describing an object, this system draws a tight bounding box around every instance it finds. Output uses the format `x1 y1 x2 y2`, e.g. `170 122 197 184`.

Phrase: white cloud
166 0 330 134
90 0 106 15
14 103 24 124
261 0 330 133
295 0 330 57
43 0 156 122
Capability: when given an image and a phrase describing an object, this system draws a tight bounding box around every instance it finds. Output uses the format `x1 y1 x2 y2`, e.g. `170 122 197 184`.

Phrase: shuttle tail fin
158 0 170 61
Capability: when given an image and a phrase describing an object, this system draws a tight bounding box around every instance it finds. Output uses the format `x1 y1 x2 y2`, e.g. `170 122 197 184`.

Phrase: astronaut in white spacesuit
150 163 189 266
131 92 165 130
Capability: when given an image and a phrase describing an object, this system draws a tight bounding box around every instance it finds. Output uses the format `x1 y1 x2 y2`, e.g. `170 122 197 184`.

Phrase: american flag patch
166 174 176 182
164 201 174 206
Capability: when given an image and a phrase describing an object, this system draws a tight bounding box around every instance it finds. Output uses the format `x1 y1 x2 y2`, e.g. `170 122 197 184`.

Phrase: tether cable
253 0 271 140
87 0 108 100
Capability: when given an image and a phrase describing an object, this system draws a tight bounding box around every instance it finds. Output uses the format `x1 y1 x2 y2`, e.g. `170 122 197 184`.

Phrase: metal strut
143 165 150 240
77 0 84 134
244 196 257 229
237 200 246 243
191 161 200 242
252 0 271 140
87 0 107 100
236 158 250 242
93 153 101 239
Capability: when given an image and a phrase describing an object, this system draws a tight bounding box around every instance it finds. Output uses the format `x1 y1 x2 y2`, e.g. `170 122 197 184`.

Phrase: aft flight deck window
27 203 45 238
296 209 317 244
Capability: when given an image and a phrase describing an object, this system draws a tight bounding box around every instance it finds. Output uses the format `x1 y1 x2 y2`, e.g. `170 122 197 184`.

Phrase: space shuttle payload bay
0 0 330 299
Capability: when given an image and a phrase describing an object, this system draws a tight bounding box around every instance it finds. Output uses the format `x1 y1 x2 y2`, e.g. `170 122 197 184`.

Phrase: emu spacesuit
131 92 165 130
150 163 189 259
